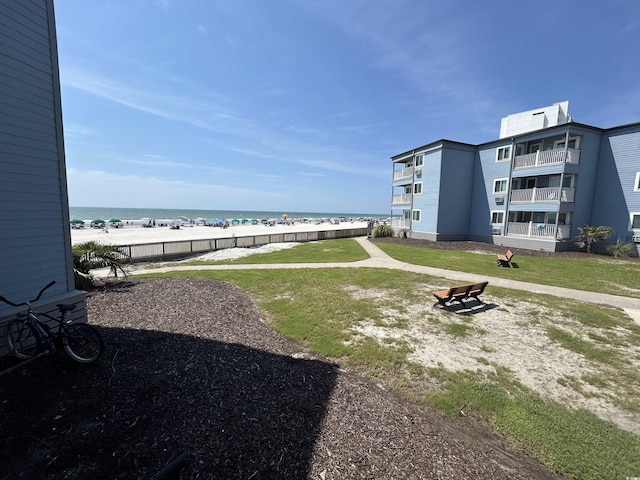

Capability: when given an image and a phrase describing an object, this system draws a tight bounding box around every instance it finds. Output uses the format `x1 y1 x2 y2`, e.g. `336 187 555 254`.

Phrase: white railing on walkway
393 166 414 181
115 228 368 262
506 222 571 239
392 193 412 205
513 148 580 169
509 187 575 203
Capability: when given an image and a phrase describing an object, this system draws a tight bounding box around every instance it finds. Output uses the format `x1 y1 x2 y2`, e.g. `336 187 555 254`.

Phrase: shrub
373 224 394 238
605 239 633 258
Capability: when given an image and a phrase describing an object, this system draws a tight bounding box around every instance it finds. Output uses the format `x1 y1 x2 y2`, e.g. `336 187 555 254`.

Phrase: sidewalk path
128 236 640 322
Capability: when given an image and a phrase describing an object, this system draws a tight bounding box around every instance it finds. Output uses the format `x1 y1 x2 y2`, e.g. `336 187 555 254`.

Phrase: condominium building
390 101 640 254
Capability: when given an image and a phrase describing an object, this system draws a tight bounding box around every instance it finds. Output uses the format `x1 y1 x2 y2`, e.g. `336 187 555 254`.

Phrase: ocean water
69 206 387 222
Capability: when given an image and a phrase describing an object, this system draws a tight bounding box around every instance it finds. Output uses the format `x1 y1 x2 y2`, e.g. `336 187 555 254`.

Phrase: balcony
391 218 411 230
509 187 575 204
506 222 571 239
513 148 580 169
393 166 414 182
392 193 412 206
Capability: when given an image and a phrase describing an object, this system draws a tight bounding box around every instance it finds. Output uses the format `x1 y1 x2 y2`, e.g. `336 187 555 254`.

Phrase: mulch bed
371 236 639 259
0 277 565 479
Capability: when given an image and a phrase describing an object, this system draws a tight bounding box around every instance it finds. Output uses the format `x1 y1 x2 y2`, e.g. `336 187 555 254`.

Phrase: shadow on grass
0 325 338 479
433 301 500 315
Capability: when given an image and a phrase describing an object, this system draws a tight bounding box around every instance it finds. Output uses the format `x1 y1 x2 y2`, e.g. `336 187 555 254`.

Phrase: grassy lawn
173 238 369 265
141 267 640 480
373 242 640 298
166 238 639 297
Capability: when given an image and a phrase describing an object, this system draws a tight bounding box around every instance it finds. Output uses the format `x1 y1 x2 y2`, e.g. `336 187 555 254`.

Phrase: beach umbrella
70 219 84 225
91 219 105 225
109 218 122 223
241 218 249 223
282 213 289 219
231 218 239 224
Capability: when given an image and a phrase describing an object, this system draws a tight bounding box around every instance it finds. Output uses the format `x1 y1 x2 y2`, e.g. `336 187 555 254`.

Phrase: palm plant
575 225 613 253
72 241 129 289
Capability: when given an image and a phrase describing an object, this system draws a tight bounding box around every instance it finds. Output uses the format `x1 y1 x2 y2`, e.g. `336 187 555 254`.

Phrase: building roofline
392 118 640 158
391 139 476 160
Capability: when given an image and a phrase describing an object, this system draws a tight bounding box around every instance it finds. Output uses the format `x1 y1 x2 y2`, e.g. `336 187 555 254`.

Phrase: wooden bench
433 281 489 307
496 249 515 267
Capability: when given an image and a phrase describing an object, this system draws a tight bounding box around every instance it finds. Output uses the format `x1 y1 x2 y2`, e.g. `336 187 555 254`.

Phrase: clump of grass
372 224 395 238
425 368 640 480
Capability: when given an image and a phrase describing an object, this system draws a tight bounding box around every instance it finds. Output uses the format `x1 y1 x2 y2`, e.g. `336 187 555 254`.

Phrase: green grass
374 242 640 298
176 238 369 265
138 266 640 479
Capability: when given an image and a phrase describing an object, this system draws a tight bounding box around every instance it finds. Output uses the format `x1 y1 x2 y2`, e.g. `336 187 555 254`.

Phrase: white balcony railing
393 166 414 181
391 218 411 230
513 148 580 169
391 193 412 205
509 187 575 203
506 222 571 239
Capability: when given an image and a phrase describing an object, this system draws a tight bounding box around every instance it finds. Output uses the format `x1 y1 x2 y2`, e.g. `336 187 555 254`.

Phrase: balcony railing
509 187 575 204
393 166 414 181
391 193 412 205
391 218 411 230
513 148 580 169
506 222 571 239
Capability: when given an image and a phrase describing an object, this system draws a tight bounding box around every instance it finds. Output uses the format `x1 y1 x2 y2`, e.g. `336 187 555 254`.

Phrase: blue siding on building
392 111 639 252
413 148 442 233
0 0 79 318
592 127 640 241
436 146 475 237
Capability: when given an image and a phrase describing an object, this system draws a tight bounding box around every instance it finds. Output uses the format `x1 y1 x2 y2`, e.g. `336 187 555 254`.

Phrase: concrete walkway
128 236 640 322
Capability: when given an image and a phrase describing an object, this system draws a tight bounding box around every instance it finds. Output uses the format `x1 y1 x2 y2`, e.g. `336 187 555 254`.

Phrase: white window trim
415 154 424 167
490 210 505 224
496 146 511 162
631 212 640 230
493 178 508 194
413 182 423 195
412 209 421 222
529 142 541 153
635 172 640 192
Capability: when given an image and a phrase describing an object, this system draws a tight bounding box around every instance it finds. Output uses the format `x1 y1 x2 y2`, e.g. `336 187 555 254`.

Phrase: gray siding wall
592 126 640 243
0 0 81 327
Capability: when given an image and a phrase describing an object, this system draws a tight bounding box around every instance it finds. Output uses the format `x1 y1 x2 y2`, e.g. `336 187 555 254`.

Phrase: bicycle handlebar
0 280 56 307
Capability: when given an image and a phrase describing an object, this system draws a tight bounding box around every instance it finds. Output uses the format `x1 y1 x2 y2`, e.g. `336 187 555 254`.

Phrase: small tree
575 225 613 253
72 241 129 289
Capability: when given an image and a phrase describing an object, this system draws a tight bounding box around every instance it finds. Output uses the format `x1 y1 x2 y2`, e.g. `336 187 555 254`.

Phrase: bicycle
1 281 104 363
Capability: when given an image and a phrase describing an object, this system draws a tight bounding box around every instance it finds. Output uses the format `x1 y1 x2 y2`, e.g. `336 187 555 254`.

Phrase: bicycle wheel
62 324 104 363
5 320 39 360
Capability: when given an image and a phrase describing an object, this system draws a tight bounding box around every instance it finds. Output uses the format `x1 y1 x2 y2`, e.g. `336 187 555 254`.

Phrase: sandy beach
70 220 370 246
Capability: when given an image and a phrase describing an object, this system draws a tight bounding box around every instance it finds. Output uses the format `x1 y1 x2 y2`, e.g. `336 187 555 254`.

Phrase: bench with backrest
496 249 515 267
432 281 489 307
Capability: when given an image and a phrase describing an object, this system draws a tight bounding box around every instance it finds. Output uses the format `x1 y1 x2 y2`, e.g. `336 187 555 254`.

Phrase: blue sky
55 0 640 215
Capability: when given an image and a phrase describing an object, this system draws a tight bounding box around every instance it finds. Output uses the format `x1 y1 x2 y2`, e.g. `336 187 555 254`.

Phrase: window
496 146 511 162
529 143 541 154
415 154 424 167
554 136 580 150
413 182 423 195
491 211 504 224
635 172 640 192
493 178 508 194
631 213 640 230
412 210 421 222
